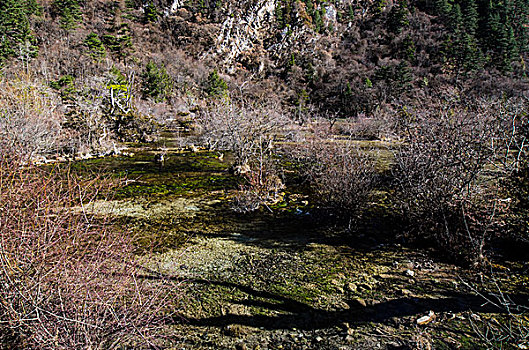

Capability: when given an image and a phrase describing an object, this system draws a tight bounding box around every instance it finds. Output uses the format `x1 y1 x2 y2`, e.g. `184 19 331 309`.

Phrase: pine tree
461 0 479 36
313 10 323 33
102 24 133 61
448 3 463 33
450 2 483 71
0 0 39 64
499 24 519 71
144 2 159 23
387 0 410 34
275 2 285 28
84 33 106 60
512 0 529 54
434 0 451 17
52 0 82 30
206 69 228 96
142 61 172 102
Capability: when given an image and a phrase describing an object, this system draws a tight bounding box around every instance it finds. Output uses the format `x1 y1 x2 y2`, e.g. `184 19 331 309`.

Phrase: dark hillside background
1 0 528 122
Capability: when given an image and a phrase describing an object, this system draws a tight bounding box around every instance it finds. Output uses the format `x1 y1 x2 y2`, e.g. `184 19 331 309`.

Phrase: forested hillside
1 0 528 135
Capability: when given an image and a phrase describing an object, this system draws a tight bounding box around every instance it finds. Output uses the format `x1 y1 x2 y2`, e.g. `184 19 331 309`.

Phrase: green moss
114 174 237 199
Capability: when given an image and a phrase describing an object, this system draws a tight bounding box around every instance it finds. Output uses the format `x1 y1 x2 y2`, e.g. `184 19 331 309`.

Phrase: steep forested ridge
1 0 528 120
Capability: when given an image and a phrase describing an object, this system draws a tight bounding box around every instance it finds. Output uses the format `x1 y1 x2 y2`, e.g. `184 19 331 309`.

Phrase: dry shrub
0 150 179 349
195 96 292 212
391 100 511 263
232 148 285 213
0 74 119 159
232 171 285 213
463 276 529 350
494 97 529 245
0 75 64 160
333 113 395 141
194 97 290 165
298 137 379 223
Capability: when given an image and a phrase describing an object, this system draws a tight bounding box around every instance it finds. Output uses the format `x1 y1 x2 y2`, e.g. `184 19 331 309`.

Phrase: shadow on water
136 270 528 331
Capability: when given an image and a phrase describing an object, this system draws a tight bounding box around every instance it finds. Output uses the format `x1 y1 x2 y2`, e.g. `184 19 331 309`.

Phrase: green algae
115 174 238 199
60 137 528 349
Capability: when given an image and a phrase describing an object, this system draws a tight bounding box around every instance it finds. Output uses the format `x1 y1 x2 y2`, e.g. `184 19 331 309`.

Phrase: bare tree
194 96 290 166
0 75 64 160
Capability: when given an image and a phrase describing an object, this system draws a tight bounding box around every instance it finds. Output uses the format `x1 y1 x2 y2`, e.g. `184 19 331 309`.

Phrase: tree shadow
137 269 529 332
184 289 528 331
188 200 397 252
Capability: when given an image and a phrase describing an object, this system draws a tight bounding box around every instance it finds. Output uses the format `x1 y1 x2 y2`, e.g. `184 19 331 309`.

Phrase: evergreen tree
52 0 82 30
84 33 106 60
512 0 529 54
387 0 410 34
141 61 172 102
313 9 323 32
461 0 479 36
275 3 285 28
206 69 228 96
102 24 133 61
0 0 39 64
434 0 452 17
448 3 463 33
144 2 159 23
477 0 520 71
499 24 519 71
401 35 416 62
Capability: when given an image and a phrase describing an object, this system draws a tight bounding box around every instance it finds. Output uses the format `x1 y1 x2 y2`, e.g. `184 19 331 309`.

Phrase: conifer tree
144 2 159 23
387 0 410 33
52 0 82 30
434 0 451 17
84 33 106 60
512 0 529 54
142 61 172 102
499 24 519 71
461 0 479 36
0 0 39 64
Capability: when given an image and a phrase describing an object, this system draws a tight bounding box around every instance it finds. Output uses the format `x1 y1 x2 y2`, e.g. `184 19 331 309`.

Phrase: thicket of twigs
191 93 528 266
0 146 179 349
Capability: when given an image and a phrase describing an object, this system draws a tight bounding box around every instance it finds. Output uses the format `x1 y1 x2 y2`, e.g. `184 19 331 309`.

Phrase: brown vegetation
0 150 179 349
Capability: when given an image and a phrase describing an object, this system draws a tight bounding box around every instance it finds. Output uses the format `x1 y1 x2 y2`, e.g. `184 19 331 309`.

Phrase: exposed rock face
159 0 349 72
323 4 337 27
166 0 183 15
213 0 276 71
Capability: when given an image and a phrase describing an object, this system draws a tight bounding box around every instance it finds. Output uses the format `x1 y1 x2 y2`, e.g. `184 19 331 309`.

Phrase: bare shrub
334 116 382 140
232 143 285 213
492 97 529 245
60 82 114 155
295 137 380 223
194 96 292 212
0 151 179 348
333 113 394 141
0 75 64 160
391 100 511 263
462 276 529 349
194 97 290 166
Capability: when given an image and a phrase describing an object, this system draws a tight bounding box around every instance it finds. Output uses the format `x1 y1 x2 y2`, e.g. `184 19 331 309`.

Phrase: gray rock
346 282 357 293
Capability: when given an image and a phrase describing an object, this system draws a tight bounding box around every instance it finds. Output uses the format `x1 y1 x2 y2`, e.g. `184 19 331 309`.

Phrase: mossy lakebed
70 140 527 349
